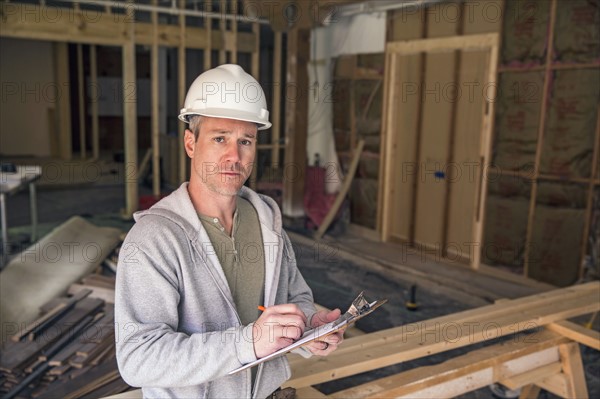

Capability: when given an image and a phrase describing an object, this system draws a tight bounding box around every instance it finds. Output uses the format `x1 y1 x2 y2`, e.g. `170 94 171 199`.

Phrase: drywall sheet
493 71 544 172
501 0 550 64
0 217 121 334
528 204 585 286
540 68 600 177
554 0 600 63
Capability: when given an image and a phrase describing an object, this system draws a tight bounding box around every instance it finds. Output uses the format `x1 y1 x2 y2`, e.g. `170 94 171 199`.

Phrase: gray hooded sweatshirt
115 183 317 398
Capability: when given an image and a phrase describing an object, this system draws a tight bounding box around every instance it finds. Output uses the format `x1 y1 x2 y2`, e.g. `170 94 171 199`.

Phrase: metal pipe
336 0 449 18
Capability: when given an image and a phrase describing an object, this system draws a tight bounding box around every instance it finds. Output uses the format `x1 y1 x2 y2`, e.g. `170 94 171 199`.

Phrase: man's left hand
305 309 344 356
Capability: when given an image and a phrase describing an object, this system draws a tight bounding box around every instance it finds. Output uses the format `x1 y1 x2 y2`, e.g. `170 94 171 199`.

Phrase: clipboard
228 292 387 375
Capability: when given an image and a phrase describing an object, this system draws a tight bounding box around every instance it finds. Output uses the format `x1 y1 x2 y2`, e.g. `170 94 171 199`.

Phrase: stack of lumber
0 288 129 399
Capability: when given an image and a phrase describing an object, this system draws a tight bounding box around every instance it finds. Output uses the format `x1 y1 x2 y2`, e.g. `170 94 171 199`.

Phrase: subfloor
2 183 598 398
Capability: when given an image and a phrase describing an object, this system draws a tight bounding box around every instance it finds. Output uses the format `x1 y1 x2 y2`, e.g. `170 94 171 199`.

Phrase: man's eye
240 140 252 146
214 137 225 143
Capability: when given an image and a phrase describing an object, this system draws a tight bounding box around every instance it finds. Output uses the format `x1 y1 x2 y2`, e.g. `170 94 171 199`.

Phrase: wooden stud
249 11 260 191
89 45 99 160
204 2 212 70
282 28 310 218
53 42 72 160
579 104 600 279
123 9 138 218
230 0 237 65
523 0 558 277
271 31 283 166
151 0 161 197
219 0 227 64
76 44 86 160
178 0 187 184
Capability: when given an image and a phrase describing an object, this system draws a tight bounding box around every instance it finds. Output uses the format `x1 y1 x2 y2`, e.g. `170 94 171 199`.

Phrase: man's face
184 116 257 197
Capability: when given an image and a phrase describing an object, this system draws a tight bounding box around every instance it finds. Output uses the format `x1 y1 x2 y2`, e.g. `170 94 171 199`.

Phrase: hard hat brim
178 108 271 131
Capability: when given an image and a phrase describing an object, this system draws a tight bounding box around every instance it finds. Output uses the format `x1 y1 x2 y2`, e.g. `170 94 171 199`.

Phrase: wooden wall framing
0 1 266 218
379 33 499 269
484 0 600 285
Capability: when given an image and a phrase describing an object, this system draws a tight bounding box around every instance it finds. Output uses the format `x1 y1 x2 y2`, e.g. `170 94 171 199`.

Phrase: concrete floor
3 182 598 399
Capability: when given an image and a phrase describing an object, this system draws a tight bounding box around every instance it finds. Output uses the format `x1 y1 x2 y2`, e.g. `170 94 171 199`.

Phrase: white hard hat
178 64 271 130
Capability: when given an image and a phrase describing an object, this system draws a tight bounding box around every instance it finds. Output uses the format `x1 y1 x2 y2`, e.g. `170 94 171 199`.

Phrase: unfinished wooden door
379 34 499 268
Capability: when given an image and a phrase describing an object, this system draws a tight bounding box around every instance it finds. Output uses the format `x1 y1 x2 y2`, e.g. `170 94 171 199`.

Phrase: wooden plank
546 320 600 350
282 28 310 217
331 330 564 398
286 282 599 388
314 140 365 239
296 386 328 399
387 33 499 54
11 303 66 342
219 0 227 64
69 284 115 304
500 362 562 390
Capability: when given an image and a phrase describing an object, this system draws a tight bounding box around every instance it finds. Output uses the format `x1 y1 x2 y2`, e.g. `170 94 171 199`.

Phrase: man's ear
184 129 195 158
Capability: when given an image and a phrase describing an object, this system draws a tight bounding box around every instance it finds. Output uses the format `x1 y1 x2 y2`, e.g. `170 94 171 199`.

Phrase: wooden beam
89 45 99 160
123 20 138 218
230 0 238 65
282 28 310 217
204 3 212 70
546 320 600 350
249 12 260 190
286 282 599 388
314 140 365 239
0 4 258 52
331 330 566 398
296 386 328 399
53 42 72 161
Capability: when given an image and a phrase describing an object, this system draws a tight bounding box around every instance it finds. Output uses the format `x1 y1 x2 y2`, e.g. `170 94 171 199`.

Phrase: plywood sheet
414 51 455 247
446 50 488 260
389 54 421 241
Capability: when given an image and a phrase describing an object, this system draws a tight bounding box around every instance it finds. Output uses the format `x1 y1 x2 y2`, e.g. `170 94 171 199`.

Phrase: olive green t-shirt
198 197 266 326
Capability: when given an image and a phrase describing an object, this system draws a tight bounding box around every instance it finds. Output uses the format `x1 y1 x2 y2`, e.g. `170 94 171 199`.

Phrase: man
115 64 343 399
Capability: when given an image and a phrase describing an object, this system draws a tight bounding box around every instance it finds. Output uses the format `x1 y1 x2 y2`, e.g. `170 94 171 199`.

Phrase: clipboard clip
333 291 387 328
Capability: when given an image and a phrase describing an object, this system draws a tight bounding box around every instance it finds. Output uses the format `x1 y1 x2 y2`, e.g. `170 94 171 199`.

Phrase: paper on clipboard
228 292 387 375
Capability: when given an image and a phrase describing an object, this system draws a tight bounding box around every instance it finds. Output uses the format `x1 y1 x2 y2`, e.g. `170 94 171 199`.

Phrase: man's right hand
252 304 307 358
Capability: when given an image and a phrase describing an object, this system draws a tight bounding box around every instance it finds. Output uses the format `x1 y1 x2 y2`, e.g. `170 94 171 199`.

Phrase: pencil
257 305 266 312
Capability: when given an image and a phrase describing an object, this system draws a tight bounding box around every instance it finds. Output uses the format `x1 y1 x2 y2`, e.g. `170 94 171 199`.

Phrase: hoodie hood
133 182 285 308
